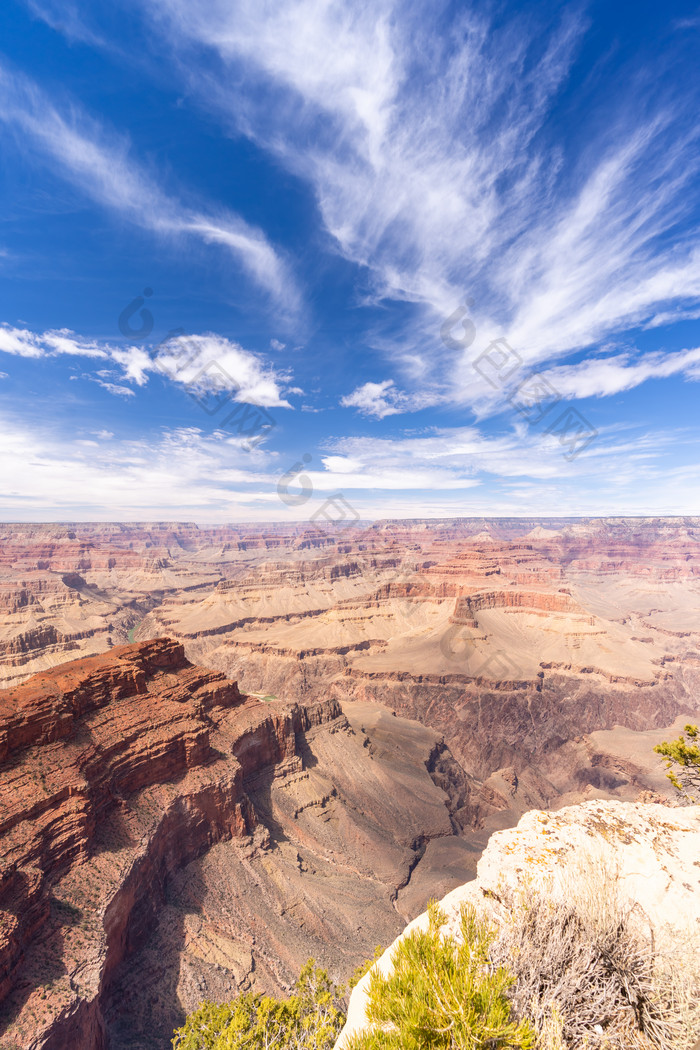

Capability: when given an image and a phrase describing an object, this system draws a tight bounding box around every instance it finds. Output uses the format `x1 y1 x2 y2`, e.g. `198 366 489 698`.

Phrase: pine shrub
346 901 534 1049
171 959 345 1050
654 724 700 802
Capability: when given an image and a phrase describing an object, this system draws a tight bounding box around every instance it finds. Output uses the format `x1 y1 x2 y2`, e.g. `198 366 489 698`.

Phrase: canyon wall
0 640 473 1050
1 519 699 1046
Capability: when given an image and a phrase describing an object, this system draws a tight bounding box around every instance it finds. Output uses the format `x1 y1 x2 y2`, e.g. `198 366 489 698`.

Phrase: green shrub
654 724 700 802
346 901 534 1050
348 946 383 992
171 960 345 1050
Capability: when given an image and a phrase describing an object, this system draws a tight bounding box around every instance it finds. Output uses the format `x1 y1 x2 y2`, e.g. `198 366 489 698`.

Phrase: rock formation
337 799 700 1048
0 639 474 1049
1 519 699 1045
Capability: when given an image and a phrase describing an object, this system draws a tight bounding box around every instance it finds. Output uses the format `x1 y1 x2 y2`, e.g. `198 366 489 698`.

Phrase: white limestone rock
336 800 700 1048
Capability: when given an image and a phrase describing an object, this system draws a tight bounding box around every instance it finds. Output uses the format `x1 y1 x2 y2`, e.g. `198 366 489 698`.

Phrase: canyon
0 518 698 1046
0 639 473 1048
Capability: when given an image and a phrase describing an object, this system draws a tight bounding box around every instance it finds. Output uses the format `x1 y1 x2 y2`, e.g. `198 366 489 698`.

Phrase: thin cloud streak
0 62 299 314
542 347 700 400
24 0 106 46
0 416 697 520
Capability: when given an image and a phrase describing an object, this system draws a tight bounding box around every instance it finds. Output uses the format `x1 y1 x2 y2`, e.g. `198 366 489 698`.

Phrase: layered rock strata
0 640 474 1050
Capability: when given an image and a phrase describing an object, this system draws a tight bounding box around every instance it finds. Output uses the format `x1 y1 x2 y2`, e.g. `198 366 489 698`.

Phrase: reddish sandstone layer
450 589 580 624
0 522 698 1044
0 637 475 1050
0 640 342 1049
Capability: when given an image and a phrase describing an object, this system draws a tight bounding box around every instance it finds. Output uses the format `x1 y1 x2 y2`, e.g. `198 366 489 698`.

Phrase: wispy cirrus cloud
0 419 281 520
317 425 669 487
23 0 106 46
83 376 136 398
136 0 700 412
0 62 299 314
541 346 700 400
341 339 700 422
0 323 295 407
673 17 700 31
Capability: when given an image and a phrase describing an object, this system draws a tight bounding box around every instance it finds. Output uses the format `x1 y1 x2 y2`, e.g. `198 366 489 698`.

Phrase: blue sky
1 0 700 521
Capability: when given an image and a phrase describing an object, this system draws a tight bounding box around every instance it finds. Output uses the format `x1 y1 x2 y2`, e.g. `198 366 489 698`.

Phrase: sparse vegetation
348 946 383 992
174 862 699 1050
347 902 534 1050
171 959 345 1050
489 859 700 1049
52 898 82 921
348 855 699 1050
653 724 700 802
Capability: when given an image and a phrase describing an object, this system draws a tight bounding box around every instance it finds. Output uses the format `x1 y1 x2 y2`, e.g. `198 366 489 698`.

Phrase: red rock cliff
0 639 342 1050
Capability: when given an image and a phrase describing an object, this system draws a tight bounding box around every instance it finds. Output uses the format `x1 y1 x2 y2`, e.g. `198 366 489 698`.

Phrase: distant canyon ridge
0 518 698 1048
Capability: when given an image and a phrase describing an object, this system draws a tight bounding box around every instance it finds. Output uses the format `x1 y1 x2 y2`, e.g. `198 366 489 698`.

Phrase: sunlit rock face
336 799 700 1049
131 517 698 840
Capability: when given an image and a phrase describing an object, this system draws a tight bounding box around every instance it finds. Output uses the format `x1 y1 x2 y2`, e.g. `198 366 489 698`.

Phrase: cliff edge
337 799 700 1048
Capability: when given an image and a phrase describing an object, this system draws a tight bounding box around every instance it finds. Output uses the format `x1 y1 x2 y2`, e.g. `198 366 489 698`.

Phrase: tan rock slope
2 518 698 690
0 639 474 1050
162 520 700 841
337 799 700 1048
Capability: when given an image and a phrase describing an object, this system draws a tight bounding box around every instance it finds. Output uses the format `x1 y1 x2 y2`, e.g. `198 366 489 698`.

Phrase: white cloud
141 0 700 412
0 420 275 519
91 378 136 398
0 413 697 519
341 379 412 418
0 325 45 357
24 0 105 46
110 346 156 386
319 455 365 474
42 329 108 359
153 333 294 407
0 324 111 361
147 0 398 161
295 423 700 515
542 347 700 400
0 62 298 314
315 427 594 487
0 323 295 408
